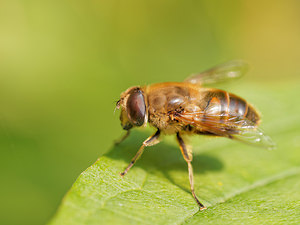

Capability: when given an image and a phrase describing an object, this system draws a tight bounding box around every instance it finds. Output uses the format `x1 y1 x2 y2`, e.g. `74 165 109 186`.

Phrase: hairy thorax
145 82 205 134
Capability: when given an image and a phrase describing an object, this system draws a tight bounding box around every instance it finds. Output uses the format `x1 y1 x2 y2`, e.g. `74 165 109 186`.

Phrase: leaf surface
49 84 300 225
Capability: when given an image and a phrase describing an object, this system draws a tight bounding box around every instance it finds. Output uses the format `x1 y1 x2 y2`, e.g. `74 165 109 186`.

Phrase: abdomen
200 89 260 125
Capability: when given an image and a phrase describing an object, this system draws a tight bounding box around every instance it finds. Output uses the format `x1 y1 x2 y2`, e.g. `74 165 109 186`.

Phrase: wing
173 111 275 150
184 60 249 86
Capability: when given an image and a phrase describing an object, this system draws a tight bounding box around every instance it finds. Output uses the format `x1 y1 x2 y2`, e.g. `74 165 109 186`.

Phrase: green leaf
49 84 300 225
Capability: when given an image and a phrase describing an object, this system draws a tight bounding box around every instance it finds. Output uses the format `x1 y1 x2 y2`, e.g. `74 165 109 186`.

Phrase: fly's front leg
115 130 131 146
176 133 206 210
120 129 161 177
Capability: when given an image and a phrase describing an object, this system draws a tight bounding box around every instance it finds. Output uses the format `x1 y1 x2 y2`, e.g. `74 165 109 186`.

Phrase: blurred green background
0 1 300 225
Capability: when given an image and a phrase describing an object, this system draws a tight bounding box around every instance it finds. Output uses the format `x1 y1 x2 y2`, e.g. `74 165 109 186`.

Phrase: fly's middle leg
176 132 206 210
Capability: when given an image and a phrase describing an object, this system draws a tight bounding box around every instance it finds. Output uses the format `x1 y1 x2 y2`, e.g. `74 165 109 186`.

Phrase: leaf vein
179 166 300 224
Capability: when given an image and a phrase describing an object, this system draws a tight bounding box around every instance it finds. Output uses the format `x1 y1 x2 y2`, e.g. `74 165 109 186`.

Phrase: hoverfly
115 60 275 210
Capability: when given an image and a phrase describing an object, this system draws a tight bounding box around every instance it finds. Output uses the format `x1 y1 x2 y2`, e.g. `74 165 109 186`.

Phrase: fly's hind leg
176 132 206 210
120 129 161 177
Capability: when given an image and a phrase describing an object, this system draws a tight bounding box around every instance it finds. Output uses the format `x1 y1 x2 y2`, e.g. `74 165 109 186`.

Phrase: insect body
115 60 275 210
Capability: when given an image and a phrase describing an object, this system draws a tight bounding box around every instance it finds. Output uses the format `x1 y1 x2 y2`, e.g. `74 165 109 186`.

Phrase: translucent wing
173 111 275 150
184 60 249 86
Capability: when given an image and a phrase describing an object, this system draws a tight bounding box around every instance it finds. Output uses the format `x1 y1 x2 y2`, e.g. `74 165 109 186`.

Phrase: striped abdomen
201 90 260 125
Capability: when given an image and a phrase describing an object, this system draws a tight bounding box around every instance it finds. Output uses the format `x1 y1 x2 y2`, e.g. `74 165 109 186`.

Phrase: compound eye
127 90 146 126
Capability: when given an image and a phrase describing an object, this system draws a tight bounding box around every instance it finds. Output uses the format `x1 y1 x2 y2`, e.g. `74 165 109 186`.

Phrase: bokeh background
0 1 300 225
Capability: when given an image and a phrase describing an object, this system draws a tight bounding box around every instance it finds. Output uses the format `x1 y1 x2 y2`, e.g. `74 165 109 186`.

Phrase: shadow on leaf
106 130 223 193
